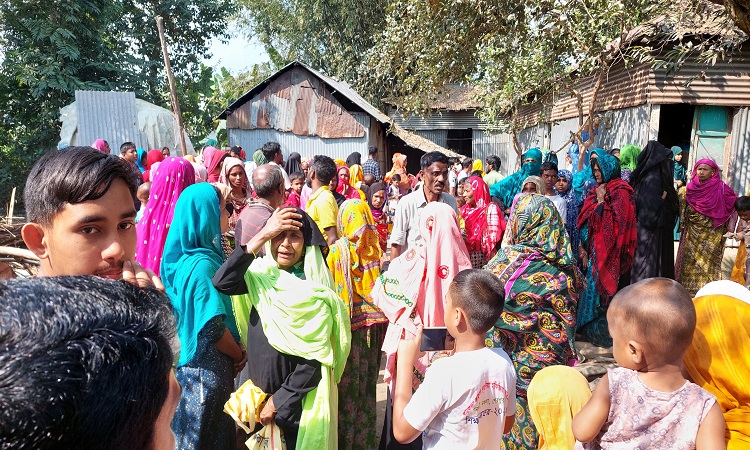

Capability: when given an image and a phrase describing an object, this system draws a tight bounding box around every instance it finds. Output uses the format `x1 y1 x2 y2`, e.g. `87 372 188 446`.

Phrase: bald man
235 164 286 247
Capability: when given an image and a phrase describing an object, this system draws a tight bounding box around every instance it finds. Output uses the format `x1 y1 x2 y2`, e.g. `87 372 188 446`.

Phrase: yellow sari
684 293 750 449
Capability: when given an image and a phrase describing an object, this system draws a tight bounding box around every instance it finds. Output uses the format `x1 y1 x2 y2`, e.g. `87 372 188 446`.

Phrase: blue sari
162 183 238 450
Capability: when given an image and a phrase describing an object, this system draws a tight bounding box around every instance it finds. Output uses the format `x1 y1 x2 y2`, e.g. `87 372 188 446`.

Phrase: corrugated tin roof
389 123 464 158
551 63 650 121
219 61 391 124
649 52 750 105
221 61 462 156
75 91 144 151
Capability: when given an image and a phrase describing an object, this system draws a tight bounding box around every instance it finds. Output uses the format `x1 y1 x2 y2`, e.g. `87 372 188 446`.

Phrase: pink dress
576 367 716 450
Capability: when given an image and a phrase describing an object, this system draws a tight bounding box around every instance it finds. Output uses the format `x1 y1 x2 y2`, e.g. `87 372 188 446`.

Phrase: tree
0 0 235 211
236 0 388 102
366 0 743 157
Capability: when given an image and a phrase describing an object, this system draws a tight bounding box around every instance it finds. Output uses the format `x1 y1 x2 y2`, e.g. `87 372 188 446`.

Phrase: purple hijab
686 158 738 229
135 157 196 275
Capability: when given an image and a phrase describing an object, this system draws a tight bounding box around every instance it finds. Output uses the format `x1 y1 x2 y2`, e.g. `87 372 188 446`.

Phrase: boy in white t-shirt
392 269 517 450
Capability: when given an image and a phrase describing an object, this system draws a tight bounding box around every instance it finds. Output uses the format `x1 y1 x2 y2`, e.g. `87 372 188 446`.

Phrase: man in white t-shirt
540 161 567 221
392 269 516 450
261 141 292 189
457 157 473 184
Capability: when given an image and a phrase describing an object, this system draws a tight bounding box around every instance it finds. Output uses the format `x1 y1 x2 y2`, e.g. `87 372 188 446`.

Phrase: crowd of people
0 138 747 450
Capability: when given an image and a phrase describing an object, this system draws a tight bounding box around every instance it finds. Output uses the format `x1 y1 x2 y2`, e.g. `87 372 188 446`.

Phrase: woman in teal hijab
489 147 543 211
213 207 350 450
135 147 147 173
162 182 245 449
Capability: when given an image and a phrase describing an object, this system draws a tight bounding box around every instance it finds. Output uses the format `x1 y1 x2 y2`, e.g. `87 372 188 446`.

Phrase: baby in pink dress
572 278 727 450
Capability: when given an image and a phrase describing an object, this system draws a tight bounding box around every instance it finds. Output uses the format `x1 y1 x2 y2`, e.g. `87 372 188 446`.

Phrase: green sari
232 247 350 450
485 193 583 450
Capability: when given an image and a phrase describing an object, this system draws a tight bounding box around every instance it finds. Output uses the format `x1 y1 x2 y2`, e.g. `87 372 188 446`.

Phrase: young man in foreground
21 146 162 287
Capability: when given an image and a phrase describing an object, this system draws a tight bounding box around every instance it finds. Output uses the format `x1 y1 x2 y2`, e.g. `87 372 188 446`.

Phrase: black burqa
629 140 679 282
345 151 361 167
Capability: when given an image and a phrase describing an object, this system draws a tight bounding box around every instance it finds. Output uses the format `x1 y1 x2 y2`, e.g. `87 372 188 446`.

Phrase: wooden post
6 187 15 226
155 16 188 156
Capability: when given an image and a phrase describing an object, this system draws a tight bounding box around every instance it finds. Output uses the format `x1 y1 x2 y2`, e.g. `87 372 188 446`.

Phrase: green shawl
231 246 349 450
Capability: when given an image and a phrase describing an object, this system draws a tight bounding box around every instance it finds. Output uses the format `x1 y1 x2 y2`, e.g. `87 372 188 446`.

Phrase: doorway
658 104 695 150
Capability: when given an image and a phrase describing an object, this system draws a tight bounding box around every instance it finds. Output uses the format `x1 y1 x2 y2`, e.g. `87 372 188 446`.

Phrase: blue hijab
161 183 238 367
136 148 147 173
490 147 543 207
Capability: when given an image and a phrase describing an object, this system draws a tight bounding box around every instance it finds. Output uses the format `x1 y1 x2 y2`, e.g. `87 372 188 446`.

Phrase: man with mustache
21 146 162 287
389 151 458 259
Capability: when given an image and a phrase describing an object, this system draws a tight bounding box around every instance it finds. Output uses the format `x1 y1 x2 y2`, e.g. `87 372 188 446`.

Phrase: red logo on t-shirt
438 265 449 279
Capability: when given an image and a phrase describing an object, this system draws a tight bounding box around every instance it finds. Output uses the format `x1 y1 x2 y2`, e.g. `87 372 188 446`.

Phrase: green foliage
0 0 235 212
365 0 742 138
236 0 388 103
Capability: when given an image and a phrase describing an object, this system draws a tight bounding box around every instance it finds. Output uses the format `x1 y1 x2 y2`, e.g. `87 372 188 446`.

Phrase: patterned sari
676 159 738 295
327 199 387 450
485 193 583 450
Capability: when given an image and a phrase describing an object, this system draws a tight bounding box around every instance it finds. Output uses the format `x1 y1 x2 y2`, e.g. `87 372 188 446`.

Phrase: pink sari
371 202 472 391
135 157 196 275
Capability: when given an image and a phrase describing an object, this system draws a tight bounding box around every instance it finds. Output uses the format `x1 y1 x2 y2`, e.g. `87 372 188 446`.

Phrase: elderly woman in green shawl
489 148 543 213
213 207 351 450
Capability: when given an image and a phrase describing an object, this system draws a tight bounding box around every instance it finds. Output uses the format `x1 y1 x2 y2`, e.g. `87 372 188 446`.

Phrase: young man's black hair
540 161 558 174
120 141 136 155
0 276 177 450
486 155 502 171
310 155 337 185
736 196 750 211
24 146 138 226
261 141 282 162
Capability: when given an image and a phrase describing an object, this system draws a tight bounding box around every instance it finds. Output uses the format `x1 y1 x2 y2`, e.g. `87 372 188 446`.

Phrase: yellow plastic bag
731 241 747 284
246 423 285 450
224 380 286 450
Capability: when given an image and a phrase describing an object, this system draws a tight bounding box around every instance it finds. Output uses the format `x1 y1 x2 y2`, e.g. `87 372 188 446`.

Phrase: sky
203 32 270 74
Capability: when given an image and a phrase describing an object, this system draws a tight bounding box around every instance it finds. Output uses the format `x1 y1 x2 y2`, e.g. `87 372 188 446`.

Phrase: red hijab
336 165 360 199
460 176 502 255
142 149 165 183
686 159 738 229
203 147 228 183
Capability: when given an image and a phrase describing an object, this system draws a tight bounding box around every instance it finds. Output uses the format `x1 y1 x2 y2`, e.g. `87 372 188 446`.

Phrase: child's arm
504 414 515 434
392 326 424 444
572 373 610 443
695 403 727 450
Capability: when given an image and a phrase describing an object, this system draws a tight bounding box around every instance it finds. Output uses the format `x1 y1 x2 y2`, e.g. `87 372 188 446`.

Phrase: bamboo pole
155 16 188 156
6 187 15 226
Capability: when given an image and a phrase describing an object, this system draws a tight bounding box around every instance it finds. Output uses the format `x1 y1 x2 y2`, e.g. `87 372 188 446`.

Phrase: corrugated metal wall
517 124 546 150
729 107 750 194
388 108 483 130
472 130 517 176
552 63 650 122
649 50 750 106
596 104 651 148
228 112 371 161
549 117 580 152
75 91 146 151
414 130 448 147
